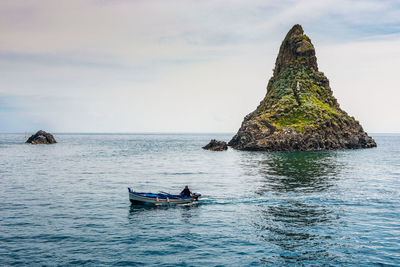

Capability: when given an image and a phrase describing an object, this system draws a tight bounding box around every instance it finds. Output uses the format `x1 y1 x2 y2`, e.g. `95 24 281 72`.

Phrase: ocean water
0 133 399 266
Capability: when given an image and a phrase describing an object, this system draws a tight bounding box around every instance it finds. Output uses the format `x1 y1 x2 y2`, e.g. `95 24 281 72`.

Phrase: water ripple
0 133 399 265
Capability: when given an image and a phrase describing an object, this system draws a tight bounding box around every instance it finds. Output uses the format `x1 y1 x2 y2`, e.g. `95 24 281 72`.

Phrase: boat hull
128 188 200 205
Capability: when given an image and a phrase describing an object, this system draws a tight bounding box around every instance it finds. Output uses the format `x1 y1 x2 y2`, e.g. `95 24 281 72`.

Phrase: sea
0 133 399 266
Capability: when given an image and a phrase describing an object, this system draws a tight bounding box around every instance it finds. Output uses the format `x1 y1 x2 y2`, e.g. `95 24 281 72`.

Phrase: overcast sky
1 0 399 133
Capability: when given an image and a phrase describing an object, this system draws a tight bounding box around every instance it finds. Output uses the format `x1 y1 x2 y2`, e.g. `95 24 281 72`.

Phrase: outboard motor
192 192 201 200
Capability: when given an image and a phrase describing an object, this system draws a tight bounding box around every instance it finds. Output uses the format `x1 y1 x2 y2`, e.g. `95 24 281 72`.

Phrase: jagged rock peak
273 24 318 77
227 24 376 151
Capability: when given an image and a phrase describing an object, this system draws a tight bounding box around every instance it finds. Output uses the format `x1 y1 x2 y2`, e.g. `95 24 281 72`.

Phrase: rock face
203 139 228 151
229 24 376 151
26 130 57 144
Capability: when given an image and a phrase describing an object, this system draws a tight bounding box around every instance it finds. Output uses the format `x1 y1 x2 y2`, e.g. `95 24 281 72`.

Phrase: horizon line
1 132 399 135
0 131 236 135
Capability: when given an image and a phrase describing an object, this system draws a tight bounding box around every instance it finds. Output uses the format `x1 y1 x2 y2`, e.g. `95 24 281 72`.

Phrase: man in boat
180 185 192 197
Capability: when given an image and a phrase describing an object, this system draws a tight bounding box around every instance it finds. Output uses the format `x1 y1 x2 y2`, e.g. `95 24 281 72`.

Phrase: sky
1 0 400 133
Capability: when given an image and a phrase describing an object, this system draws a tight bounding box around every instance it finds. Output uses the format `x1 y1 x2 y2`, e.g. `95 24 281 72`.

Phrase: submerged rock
26 130 57 144
229 24 376 151
203 139 228 151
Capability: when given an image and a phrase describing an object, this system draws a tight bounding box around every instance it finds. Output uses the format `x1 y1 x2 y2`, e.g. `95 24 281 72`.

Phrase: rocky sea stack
26 130 57 144
229 24 376 151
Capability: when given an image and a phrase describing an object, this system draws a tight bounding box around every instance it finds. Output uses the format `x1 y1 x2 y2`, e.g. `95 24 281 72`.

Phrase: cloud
0 0 399 132
318 36 400 133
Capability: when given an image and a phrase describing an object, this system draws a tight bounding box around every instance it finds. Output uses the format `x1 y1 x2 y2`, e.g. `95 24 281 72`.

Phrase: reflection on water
179 204 200 224
256 151 341 193
240 151 345 264
255 200 340 264
128 203 200 225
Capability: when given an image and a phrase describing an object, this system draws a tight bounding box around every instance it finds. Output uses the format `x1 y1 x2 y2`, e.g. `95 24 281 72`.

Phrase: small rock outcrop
203 139 228 151
228 24 376 151
26 130 57 144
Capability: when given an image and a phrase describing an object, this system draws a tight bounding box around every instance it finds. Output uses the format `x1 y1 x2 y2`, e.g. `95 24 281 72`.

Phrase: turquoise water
0 133 399 266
